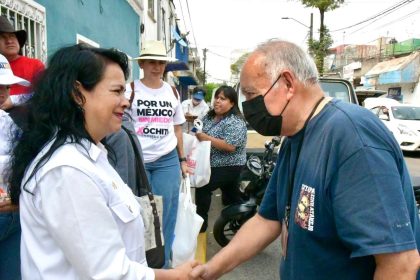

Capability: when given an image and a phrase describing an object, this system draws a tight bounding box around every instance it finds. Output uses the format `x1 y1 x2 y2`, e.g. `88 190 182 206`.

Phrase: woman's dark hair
207 85 243 119
7 43 129 204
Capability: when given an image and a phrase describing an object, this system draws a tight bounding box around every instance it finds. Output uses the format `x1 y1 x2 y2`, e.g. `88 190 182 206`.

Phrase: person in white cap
126 40 187 267
181 86 209 133
0 53 30 280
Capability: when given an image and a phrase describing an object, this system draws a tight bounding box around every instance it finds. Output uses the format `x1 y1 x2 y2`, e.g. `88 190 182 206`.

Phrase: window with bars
148 0 155 20
0 1 46 62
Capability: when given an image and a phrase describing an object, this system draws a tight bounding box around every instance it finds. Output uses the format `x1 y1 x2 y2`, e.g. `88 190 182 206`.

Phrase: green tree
204 83 221 103
230 53 249 76
299 0 344 74
195 68 205 85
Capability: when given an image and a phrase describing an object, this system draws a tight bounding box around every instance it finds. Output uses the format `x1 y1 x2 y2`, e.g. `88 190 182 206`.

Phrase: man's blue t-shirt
259 99 420 280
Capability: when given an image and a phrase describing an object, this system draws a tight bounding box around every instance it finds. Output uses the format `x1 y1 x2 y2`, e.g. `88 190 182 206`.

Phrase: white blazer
19 139 155 279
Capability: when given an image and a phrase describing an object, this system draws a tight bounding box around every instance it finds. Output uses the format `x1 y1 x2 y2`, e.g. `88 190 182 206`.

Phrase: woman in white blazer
7 44 197 280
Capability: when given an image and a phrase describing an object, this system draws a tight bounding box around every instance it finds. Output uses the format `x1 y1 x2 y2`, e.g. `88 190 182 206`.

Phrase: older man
190 40 420 280
0 16 44 110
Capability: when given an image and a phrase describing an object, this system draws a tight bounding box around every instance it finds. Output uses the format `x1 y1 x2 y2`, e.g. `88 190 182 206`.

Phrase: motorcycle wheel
213 213 251 247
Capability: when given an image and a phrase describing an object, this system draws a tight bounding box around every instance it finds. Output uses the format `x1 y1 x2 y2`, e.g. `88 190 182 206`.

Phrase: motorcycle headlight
397 124 418 136
246 155 263 176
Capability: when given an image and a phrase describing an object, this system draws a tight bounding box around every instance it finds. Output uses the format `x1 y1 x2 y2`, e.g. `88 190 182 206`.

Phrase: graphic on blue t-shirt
295 184 315 231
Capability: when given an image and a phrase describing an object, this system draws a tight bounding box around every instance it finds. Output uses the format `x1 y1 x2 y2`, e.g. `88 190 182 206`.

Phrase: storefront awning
165 61 189 73
171 27 188 47
364 52 420 85
178 76 198 86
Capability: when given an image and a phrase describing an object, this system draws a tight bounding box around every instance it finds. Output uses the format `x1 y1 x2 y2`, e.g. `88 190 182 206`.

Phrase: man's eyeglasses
263 73 282 98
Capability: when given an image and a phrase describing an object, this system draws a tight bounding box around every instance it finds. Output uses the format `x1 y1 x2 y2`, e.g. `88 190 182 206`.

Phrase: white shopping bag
183 133 211 188
172 176 204 267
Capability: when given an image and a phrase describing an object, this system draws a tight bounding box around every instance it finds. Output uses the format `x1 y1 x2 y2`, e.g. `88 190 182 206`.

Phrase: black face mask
242 72 289 136
242 95 286 136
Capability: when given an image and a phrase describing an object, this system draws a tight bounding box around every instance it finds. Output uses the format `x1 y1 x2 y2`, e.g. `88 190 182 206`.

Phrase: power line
331 0 414 32
184 0 198 50
207 50 231 60
206 73 230 83
373 7 420 30
349 5 419 36
177 0 188 34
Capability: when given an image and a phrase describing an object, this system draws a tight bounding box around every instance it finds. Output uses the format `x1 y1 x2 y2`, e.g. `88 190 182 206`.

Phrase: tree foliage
195 68 205 85
204 83 221 103
230 53 249 76
298 0 345 74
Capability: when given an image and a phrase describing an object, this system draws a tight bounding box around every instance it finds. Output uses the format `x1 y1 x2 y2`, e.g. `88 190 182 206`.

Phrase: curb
195 232 207 263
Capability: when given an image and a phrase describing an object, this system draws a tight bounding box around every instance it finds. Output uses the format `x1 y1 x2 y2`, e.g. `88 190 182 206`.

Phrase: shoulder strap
121 125 151 196
171 86 179 100
129 81 135 109
121 126 163 247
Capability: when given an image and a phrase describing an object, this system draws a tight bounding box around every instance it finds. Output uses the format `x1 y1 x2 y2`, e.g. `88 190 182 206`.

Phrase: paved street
202 152 420 280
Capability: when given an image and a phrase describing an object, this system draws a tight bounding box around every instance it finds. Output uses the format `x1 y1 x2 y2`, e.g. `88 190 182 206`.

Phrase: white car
364 98 420 152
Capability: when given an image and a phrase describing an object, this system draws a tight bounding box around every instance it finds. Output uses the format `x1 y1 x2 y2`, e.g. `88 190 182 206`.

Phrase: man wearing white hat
0 53 30 280
126 40 187 268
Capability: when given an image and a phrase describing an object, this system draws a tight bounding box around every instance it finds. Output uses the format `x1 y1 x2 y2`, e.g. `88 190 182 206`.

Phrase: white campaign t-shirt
126 80 186 163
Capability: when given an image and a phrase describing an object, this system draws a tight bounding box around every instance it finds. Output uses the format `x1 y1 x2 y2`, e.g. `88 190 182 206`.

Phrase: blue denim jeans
0 211 21 280
145 149 181 268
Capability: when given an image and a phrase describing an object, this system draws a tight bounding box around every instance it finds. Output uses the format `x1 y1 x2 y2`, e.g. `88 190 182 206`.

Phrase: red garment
9 56 44 95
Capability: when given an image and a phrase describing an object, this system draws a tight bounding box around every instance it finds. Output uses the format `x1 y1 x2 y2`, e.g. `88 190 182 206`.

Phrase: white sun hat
0 54 30 86
134 40 176 61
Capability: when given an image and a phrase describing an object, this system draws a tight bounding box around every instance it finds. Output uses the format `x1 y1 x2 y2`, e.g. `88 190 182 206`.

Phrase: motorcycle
213 136 282 247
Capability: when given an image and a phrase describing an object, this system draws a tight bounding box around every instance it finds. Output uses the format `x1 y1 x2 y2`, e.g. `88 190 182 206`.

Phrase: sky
175 0 420 83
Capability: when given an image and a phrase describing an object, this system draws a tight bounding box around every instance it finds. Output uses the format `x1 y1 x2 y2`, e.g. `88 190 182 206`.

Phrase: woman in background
195 85 247 232
127 40 187 267
8 44 196 279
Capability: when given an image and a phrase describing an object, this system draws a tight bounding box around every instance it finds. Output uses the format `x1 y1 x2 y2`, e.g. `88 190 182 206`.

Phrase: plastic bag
183 133 211 188
172 176 204 267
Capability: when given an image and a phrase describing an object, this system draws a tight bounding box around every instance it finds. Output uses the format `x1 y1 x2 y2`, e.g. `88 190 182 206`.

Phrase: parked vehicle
213 136 282 247
364 98 420 152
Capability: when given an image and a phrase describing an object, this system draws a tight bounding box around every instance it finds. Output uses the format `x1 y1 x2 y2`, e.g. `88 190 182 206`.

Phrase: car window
320 82 351 103
369 107 380 115
391 106 420 120
378 106 390 120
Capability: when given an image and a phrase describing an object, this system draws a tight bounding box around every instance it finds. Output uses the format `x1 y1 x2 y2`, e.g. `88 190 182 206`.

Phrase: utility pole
309 13 313 42
203 48 208 86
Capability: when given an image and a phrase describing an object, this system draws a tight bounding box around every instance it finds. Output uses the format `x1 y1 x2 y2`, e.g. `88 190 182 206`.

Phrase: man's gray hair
255 39 319 87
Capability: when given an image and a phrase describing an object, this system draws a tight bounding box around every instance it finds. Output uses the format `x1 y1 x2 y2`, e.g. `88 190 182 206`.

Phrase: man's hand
189 263 214 280
185 113 198 123
0 199 19 212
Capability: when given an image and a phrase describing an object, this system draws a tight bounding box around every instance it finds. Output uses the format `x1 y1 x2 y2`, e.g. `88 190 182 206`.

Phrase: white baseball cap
0 54 30 86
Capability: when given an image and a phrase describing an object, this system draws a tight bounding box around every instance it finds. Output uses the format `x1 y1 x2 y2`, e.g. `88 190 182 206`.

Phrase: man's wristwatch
179 157 187 163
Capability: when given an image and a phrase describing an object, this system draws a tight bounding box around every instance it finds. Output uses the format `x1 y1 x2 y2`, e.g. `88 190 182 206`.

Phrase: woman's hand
154 260 200 280
173 260 200 279
195 132 208 142
0 199 19 212
181 161 191 177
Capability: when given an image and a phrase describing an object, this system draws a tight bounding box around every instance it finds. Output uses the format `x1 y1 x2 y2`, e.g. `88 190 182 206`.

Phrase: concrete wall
36 0 141 78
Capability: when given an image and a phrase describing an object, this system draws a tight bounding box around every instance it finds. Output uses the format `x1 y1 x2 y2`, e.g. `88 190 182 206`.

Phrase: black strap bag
121 126 165 268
